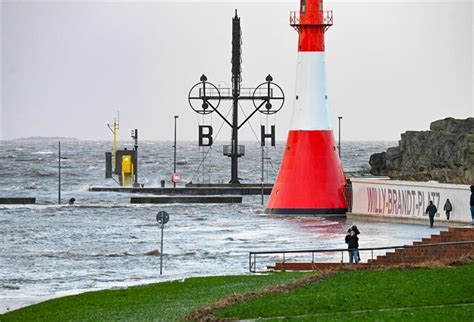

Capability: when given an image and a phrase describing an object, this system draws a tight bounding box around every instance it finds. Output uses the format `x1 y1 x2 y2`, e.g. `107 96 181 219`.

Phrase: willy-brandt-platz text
367 187 441 216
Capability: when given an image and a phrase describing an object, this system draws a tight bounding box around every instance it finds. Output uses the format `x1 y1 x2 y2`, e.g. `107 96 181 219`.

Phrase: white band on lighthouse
290 52 332 131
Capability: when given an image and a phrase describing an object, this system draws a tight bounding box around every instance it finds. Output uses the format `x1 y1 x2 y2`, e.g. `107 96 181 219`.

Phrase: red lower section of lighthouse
265 130 348 215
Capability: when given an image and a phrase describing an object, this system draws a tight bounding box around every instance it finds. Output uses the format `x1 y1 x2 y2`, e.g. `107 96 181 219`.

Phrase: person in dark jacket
470 185 474 225
351 225 361 261
345 228 359 264
443 199 452 220
425 200 437 228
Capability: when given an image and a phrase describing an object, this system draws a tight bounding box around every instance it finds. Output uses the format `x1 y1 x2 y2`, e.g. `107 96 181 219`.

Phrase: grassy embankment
0 273 307 321
211 263 474 321
1 263 473 321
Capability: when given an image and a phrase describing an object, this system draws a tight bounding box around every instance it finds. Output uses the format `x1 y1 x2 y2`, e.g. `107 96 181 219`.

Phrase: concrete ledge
90 187 271 195
185 183 274 188
347 212 470 227
130 196 243 204
0 198 36 205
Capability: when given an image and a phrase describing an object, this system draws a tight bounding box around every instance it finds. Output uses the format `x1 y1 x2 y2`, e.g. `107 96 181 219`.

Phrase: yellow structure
106 111 138 187
121 154 134 186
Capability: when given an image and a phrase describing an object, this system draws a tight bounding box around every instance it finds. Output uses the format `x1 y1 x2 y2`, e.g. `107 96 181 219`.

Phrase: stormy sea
0 140 445 312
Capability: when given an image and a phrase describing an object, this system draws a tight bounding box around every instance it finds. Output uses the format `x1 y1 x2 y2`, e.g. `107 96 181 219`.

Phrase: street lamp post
58 141 61 205
338 116 343 160
173 115 179 188
131 129 139 187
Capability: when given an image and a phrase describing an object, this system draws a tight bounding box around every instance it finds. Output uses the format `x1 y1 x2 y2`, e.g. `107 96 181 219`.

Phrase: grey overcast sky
1 1 473 142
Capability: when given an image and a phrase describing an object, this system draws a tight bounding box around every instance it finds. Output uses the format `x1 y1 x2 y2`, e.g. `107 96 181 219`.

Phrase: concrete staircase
369 227 474 265
268 227 474 271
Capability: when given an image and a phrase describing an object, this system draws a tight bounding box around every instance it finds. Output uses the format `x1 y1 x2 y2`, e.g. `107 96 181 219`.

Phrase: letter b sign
198 125 213 146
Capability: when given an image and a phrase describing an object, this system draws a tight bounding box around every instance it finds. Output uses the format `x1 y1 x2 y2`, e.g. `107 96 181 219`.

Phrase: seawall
349 178 472 224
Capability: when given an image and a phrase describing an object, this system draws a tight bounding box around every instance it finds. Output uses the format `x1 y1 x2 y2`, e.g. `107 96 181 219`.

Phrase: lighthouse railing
289 10 333 27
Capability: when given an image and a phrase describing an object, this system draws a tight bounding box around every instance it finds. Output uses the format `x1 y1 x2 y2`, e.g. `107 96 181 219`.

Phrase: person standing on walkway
470 185 474 225
351 225 361 261
345 228 359 264
425 200 437 228
443 199 452 220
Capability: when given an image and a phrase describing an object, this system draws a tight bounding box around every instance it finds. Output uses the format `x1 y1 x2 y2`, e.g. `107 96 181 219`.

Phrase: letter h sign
261 125 275 147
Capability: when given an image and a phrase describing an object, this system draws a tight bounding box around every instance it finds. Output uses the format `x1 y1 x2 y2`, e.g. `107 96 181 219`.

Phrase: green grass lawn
3 264 473 322
213 263 474 321
0 273 307 321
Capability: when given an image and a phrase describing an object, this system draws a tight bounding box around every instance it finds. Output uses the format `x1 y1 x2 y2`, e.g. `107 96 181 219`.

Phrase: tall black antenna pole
230 10 242 184
173 115 179 188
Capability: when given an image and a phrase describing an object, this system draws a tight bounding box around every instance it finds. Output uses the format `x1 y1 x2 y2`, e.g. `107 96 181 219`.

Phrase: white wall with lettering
351 178 471 223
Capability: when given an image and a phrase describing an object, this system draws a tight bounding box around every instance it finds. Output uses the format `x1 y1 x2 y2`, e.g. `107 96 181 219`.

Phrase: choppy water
0 140 446 313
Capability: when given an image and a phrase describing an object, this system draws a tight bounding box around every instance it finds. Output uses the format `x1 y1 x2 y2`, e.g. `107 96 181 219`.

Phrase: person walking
425 200 437 228
345 228 359 264
470 185 474 225
443 199 452 220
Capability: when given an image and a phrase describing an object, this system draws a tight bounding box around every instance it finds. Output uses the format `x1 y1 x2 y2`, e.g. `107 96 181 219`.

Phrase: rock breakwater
369 117 474 184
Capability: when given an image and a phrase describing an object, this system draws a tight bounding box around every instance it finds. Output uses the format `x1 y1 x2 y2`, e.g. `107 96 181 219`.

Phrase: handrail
289 10 334 27
249 240 474 273
250 240 474 255
197 87 274 99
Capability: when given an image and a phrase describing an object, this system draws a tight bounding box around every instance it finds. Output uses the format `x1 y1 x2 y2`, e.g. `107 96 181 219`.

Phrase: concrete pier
0 198 36 205
185 183 273 188
89 186 272 195
130 196 243 204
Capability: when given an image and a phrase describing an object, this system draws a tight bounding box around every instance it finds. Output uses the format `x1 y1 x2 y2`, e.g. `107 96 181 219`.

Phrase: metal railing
289 10 334 27
223 145 245 157
249 240 474 273
198 87 223 98
198 87 274 99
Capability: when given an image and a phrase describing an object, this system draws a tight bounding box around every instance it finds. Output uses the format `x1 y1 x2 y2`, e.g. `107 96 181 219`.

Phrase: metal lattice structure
188 10 285 184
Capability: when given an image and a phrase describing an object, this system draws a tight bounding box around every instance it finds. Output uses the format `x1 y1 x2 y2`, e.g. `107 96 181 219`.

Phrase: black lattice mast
188 10 285 184
230 10 242 184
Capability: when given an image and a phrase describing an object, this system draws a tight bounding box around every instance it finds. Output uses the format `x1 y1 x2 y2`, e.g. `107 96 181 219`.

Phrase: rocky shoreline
369 118 474 184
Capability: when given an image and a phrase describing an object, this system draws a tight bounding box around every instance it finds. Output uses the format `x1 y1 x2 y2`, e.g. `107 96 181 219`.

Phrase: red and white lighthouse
265 0 348 215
